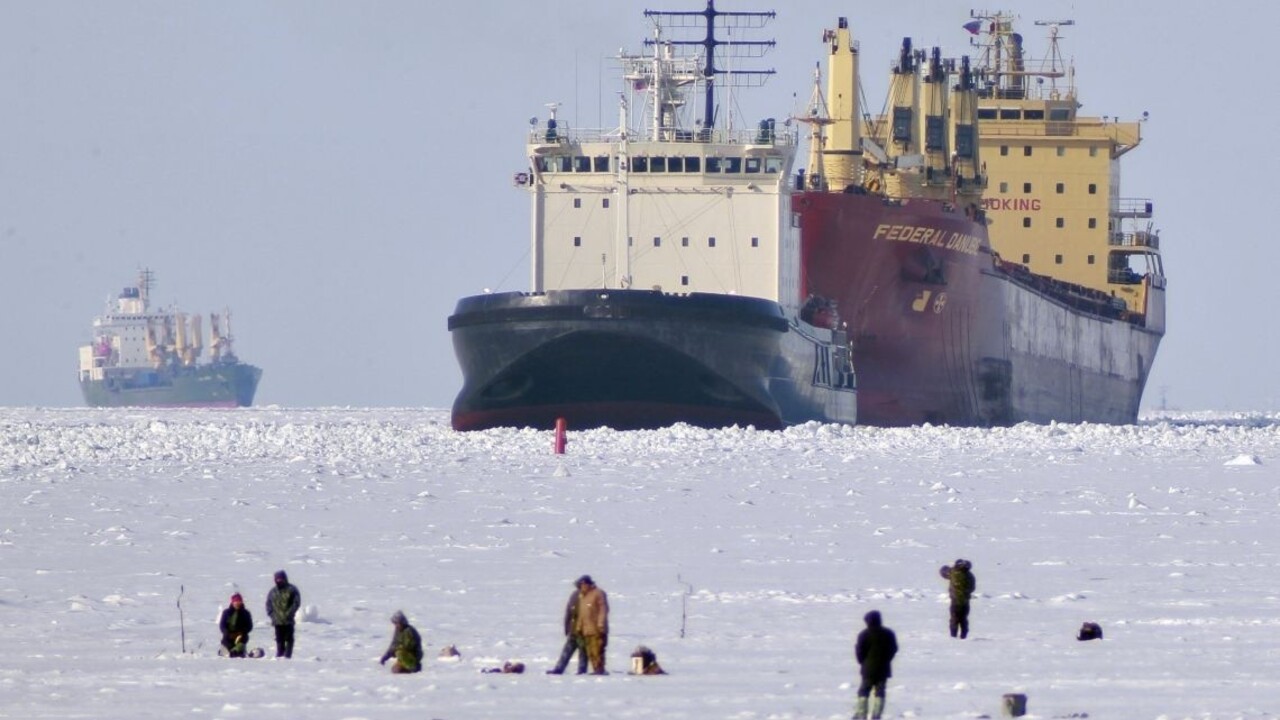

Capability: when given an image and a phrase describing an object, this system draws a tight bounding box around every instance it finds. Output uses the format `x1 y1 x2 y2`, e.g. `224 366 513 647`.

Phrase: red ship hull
797 190 1161 426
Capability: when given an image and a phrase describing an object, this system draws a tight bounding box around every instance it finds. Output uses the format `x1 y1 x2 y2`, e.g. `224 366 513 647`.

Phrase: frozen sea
2 407 1278 719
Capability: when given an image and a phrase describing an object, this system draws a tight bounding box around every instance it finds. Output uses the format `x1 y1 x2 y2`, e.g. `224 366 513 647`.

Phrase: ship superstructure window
573 156 590 172
1023 218 1032 228
1089 218 1098 229
651 157 667 172
1024 109 1044 120
1023 183 1032 193
1088 255 1096 264
765 157 783 173
999 182 1009 193
1000 145 1009 156
667 157 683 172
681 236 689 247
724 158 742 173
632 157 649 172
681 275 689 286
1050 108 1071 121
1022 253 1031 263
955 124 976 158
594 156 610 172
1056 218 1065 228
978 108 996 120
1023 146 1032 156
925 116 945 151
1055 183 1064 194
892 107 912 142
653 237 661 247
1056 146 1065 157
745 157 762 173
708 237 716 248
1055 254 1063 264
573 236 581 247
1000 109 1019 120
602 198 610 208
706 157 722 172
1089 147 1098 157
1088 184 1097 194
751 237 759 247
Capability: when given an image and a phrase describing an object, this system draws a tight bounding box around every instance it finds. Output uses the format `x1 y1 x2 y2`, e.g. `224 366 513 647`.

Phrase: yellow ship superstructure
971 13 1164 320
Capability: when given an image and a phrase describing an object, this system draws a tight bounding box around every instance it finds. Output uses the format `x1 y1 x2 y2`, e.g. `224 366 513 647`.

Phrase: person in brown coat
547 577 591 675
572 575 609 674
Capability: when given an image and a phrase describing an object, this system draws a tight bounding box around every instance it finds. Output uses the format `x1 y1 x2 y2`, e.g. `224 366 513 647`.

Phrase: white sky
1 2 1271 410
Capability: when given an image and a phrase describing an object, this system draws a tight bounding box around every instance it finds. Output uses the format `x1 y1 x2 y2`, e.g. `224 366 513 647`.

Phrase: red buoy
554 417 568 454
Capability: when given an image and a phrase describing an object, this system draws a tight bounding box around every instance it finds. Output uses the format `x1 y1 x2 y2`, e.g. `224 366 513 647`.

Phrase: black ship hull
448 289 856 431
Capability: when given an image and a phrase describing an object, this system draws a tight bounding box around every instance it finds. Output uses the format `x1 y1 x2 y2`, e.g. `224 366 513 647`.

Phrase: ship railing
529 126 797 147
1109 230 1160 249
1112 198 1153 218
975 123 1077 137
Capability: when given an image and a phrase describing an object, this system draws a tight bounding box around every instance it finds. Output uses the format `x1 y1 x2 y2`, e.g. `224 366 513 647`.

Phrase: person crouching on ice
219 593 253 658
380 610 424 674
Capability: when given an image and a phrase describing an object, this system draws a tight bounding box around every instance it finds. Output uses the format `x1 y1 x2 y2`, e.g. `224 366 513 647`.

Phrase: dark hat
864 610 882 627
274 570 288 581
575 575 593 587
230 593 243 603
391 610 406 625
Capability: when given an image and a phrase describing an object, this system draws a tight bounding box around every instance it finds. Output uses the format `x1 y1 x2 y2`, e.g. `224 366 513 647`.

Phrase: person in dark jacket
219 593 253 658
265 570 301 658
380 610 424 674
546 577 590 675
947 558 977 639
854 610 898 720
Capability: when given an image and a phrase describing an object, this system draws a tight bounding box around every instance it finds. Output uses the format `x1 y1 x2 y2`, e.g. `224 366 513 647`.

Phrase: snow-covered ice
2 407 1279 719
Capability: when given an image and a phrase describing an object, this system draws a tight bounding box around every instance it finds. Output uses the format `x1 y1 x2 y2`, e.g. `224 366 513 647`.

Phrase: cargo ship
449 3 1164 430
449 4 856 430
798 12 1164 425
78 269 262 408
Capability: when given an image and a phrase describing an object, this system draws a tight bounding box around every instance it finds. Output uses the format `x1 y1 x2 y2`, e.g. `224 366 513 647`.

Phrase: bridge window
1050 108 1071 121
978 108 997 120
684 156 701 172
1000 109 1020 120
573 156 590 172
1024 109 1044 120
765 157 783 173
706 157 722 173
650 156 667 172
724 157 743 173
594 156 610 172
745 157 762 173
632 156 648 172
667 157 683 172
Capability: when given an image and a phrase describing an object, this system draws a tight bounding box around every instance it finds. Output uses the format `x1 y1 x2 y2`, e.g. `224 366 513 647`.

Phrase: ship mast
615 94 631 288
643 0 776 132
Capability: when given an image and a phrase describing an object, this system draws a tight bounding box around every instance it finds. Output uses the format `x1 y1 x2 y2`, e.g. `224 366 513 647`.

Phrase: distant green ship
78 270 262 408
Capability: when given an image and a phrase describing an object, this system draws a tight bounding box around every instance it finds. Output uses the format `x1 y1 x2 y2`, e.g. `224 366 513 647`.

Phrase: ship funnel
1008 32 1025 99
821 16 862 191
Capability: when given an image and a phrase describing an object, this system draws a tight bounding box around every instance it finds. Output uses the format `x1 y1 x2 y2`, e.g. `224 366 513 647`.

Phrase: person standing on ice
572 575 609 674
854 610 898 720
219 592 253 657
265 570 301 658
380 610 424 673
546 576 590 675
947 558 977 639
